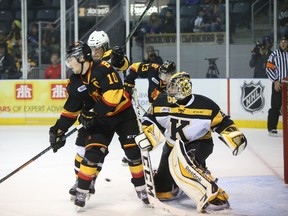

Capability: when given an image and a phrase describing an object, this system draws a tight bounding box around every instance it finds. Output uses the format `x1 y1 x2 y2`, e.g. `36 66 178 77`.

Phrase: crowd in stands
134 0 226 45
142 0 225 35
0 18 61 79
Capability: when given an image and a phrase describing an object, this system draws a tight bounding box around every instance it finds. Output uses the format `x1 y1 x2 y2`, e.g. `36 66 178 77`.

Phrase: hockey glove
78 108 98 129
124 82 135 100
111 46 125 68
219 130 247 156
49 126 67 153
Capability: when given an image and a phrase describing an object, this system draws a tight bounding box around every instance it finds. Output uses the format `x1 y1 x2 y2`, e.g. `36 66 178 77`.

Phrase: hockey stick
0 126 80 184
132 89 203 216
122 0 154 46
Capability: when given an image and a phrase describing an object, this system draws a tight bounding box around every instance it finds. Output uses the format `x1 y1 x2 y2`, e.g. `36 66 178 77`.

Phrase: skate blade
70 195 76 201
75 206 83 212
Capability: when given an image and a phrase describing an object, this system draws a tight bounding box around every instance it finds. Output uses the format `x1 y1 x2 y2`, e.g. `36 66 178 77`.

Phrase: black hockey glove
111 46 125 68
78 108 98 129
49 126 66 153
124 81 135 100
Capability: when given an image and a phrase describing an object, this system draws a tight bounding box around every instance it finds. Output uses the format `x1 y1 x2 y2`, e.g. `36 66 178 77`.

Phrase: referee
266 32 288 136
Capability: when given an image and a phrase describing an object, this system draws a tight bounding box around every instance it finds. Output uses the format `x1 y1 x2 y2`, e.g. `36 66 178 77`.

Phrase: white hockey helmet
87 30 110 52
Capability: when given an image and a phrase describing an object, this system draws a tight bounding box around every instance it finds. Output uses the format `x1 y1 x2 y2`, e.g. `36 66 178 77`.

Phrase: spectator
13 38 37 73
144 12 162 34
249 36 273 78
0 42 20 79
161 8 176 33
207 2 225 31
6 20 22 55
193 7 207 32
143 45 163 64
41 22 60 64
266 32 288 136
0 29 7 44
278 0 288 37
44 52 61 79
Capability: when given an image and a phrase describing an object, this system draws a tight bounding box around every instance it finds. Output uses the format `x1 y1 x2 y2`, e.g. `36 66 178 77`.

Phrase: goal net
283 78 288 184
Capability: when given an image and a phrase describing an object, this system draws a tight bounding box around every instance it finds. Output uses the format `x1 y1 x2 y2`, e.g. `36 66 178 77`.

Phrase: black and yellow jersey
143 93 234 146
124 62 166 103
56 59 131 131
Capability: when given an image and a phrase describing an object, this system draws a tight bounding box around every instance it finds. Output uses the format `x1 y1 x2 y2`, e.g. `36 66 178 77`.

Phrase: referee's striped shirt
266 48 288 82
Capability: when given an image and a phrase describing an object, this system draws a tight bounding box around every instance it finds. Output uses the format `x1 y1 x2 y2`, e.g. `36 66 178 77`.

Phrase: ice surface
0 126 287 216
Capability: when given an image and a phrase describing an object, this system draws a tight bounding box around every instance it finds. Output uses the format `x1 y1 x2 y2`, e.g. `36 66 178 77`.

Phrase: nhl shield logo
241 81 265 113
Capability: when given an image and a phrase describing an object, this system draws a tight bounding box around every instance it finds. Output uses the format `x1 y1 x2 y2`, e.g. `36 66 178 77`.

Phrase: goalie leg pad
168 140 219 212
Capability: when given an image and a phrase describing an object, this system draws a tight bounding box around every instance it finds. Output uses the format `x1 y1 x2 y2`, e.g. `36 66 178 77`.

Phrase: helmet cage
166 72 192 102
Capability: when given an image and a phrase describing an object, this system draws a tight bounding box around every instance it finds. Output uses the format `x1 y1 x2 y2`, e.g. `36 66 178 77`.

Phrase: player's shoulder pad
130 62 142 72
102 50 112 60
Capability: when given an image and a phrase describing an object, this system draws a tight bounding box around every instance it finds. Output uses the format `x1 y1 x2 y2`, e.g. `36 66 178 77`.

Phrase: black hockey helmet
66 41 92 64
158 60 176 83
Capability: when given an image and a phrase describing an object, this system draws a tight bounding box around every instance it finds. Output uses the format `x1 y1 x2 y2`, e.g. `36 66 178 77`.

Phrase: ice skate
121 157 129 166
69 180 78 201
135 185 149 204
70 179 95 200
207 189 230 211
75 190 88 211
86 179 96 200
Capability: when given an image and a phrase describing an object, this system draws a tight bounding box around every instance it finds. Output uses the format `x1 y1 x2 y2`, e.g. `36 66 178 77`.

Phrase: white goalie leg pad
168 140 219 212
135 124 165 151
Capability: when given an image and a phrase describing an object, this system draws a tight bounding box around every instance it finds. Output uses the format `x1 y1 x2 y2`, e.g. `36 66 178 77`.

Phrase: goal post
282 78 288 184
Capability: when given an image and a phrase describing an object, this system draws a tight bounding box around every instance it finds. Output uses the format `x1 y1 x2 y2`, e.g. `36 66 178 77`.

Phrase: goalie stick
122 0 154 46
0 126 81 184
132 88 200 216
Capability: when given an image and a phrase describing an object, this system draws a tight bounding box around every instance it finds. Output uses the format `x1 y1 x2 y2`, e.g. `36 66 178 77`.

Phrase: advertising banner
0 80 67 124
0 78 281 128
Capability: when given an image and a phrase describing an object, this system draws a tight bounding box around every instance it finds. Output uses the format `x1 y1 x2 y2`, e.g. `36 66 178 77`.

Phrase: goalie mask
87 30 110 52
65 41 92 68
158 60 176 84
166 72 192 103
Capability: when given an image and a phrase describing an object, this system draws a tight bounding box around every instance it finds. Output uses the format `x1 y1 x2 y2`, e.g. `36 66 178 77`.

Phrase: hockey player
69 30 130 198
49 41 148 208
124 60 176 103
87 30 129 81
135 72 247 212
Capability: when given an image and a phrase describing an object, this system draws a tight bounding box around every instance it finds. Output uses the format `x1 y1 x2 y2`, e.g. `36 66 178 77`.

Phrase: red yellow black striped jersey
56 59 131 131
124 62 166 103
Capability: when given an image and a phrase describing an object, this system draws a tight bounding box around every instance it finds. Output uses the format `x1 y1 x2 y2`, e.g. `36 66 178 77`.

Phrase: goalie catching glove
135 124 165 151
218 125 247 156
